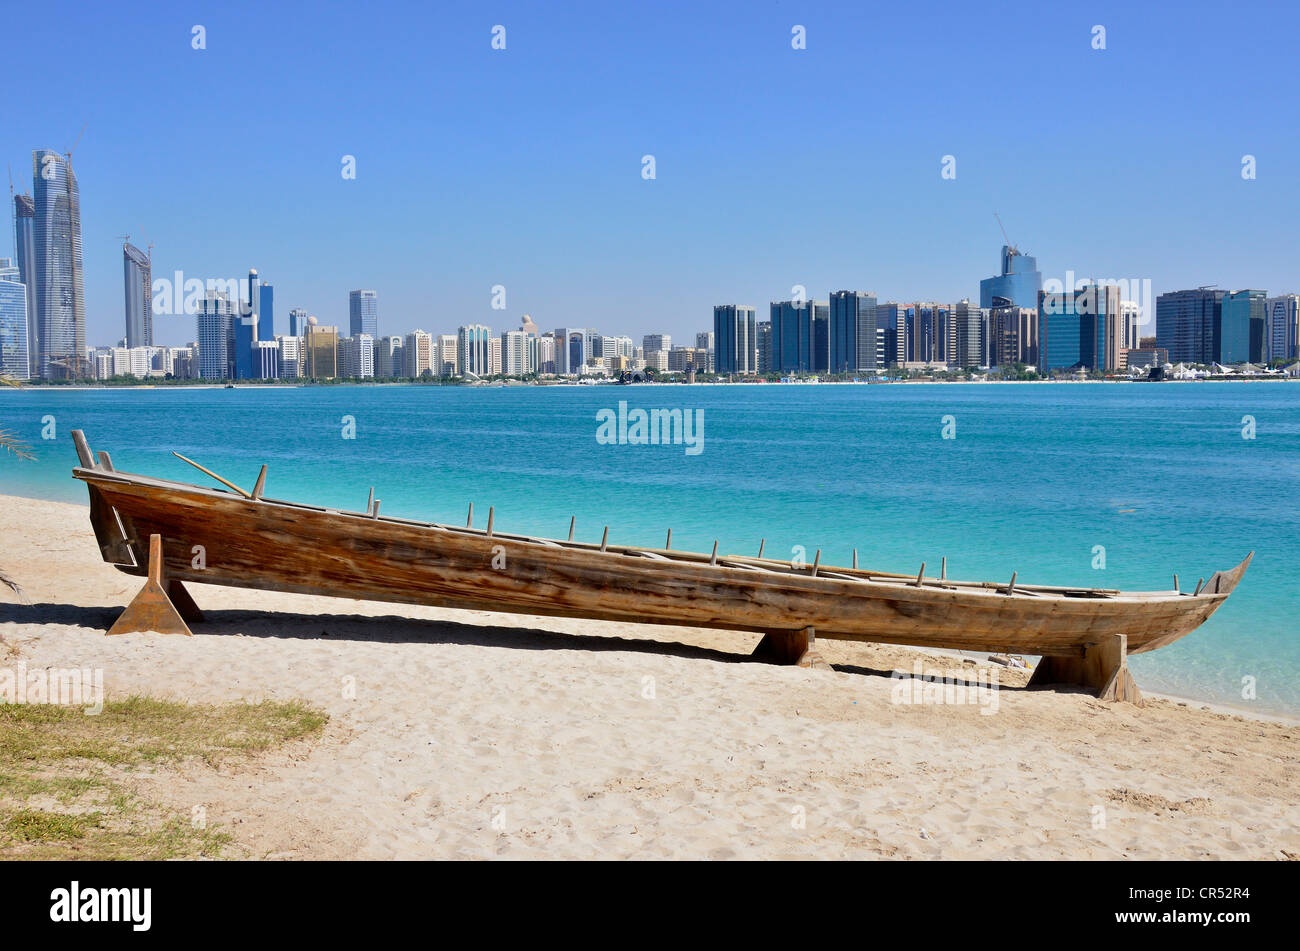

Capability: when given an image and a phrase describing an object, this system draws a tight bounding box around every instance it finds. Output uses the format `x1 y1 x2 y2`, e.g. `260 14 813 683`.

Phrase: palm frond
0 430 36 461
0 568 22 601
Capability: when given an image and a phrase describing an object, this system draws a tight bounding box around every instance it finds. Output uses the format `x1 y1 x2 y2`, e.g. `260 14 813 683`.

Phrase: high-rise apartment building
951 300 987 369
0 258 29 378
339 334 375 378
404 330 434 377
435 334 458 376
695 331 715 371
374 336 404 377
276 335 303 379
197 290 236 379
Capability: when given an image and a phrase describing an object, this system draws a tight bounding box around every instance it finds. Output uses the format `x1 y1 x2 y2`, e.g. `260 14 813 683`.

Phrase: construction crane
994 212 1018 256
65 122 87 167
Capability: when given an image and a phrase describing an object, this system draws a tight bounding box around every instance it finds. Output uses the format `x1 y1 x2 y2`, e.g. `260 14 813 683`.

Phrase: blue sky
7 0 1299 347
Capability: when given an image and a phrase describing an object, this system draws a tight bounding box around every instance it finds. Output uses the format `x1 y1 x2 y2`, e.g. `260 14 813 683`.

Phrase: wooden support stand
1027 633 1142 703
106 534 201 637
751 626 831 671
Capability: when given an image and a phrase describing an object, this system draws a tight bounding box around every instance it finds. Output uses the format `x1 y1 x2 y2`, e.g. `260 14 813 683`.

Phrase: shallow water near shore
2 380 1296 715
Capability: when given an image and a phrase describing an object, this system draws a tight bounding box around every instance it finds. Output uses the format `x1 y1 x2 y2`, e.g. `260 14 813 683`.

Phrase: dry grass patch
0 696 327 859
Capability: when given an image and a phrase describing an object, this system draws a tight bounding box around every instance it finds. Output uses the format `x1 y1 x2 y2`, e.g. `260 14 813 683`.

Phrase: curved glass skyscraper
123 242 152 348
32 149 86 379
979 245 1042 312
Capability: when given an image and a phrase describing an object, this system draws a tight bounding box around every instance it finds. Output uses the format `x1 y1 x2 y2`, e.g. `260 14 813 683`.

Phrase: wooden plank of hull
76 470 1239 659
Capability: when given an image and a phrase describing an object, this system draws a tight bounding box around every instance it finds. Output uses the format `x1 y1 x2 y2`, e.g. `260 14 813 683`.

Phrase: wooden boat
69 430 1252 703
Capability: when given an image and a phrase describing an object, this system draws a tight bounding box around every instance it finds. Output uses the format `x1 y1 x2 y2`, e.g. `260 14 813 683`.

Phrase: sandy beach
0 493 1296 860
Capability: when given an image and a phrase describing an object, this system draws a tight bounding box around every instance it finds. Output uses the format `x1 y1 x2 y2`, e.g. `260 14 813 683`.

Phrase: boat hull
74 467 1245 658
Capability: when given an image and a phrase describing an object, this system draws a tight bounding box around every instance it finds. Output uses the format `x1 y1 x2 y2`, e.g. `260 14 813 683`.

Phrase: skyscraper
289 308 308 337
980 245 1042 311
713 305 756 375
435 334 458 376
404 330 433 377
989 305 1038 368
196 291 236 380
951 300 987 369
1038 283 1122 373
32 149 87 379
872 303 906 368
459 324 491 376
1220 290 1266 364
906 302 951 365
244 269 261 336
374 336 404 377
259 281 274 340
1265 295 1300 363
12 193 37 371
123 242 152 348
0 257 29 378
349 289 378 337
1156 288 1225 365
339 334 375 378
828 291 878 372
769 299 829 373
756 320 771 373
304 323 339 379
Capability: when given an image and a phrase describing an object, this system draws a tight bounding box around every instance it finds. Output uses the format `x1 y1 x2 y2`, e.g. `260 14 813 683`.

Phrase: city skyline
5 1 1300 350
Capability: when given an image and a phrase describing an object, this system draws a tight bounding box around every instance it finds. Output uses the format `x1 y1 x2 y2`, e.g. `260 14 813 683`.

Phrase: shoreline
7 377 1298 391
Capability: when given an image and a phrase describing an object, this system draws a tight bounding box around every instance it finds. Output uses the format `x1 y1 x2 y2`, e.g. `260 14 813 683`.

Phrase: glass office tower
1038 283 1122 373
980 245 1042 311
32 150 87 379
769 299 829 373
123 242 152 348
828 290 878 372
1220 290 1267 364
713 305 756 374
13 194 37 371
1155 288 1226 365
260 282 274 340
349 289 377 338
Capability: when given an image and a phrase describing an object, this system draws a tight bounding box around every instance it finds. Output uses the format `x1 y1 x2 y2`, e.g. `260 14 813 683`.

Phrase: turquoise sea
1 381 1297 716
